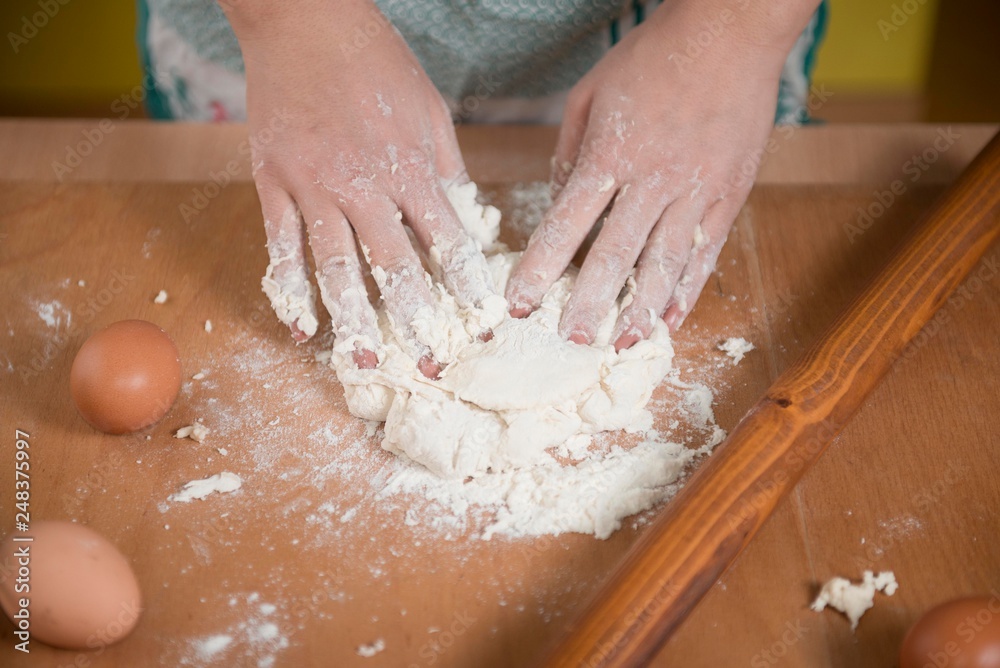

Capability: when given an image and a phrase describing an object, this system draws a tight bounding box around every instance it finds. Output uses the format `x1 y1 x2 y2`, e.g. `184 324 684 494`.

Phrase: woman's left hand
505 0 820 349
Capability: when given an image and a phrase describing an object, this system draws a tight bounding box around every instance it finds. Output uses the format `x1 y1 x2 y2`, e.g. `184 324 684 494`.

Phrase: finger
551 86 593 195
662 196 746 332
257 183 318 342
610 197 709 350
398 181 503 334
301 206 382 370
505 159 618 318
431 103 469 186
339 193 442 379
558 185 672 344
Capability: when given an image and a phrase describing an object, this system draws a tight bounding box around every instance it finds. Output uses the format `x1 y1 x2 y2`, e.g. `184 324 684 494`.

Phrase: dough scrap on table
169 471 242 503
719 336 754 365
175 421 210 443
811 570 898 630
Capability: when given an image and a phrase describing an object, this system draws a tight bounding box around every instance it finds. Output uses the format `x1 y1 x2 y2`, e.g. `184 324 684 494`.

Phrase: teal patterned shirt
138 0 827 124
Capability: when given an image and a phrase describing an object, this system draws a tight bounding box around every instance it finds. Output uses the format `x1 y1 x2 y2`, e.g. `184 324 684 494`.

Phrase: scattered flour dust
811 571 898 631
180 593 288 667
323 181 727 540
356 638 386 658
134 181 733 667
35 299 71 330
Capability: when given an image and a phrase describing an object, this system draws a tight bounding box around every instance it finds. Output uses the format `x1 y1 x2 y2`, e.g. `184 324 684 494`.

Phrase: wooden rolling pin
542 131 1000 668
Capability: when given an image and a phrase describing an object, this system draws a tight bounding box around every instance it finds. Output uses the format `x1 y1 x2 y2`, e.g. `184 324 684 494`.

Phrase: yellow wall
0 0 142 116
814 0 940 91
0 0 940 117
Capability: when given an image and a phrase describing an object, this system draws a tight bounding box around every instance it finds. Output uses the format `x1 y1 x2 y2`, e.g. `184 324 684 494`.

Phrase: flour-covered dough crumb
170 472 242 502
719 337 754 365
356 638 385 658
175 422 210 443
811 570 898 630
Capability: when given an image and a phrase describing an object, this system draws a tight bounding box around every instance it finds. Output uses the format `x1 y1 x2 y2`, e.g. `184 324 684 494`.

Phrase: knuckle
531 216 574 257
317 253 355 279
618 304 654 336
590 238 634 272
378 254 419 280
252 163 284 191
651 246 687 278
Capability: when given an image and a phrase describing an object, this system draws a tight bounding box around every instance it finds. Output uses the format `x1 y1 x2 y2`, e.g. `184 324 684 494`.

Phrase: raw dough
175 422 210 443
811 570 898 630
331 183 674 479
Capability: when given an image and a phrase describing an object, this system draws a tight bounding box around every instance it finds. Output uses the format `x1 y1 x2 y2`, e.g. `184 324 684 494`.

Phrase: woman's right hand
222 0 499 379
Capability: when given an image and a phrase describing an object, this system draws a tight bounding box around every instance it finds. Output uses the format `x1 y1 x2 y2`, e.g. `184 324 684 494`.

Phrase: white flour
356 638 386 658
18 181 742 667
328 182 723 538
181 593 288 667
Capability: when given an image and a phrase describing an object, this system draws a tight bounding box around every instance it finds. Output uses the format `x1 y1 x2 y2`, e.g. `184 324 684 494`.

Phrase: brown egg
900 596 1000 668
0 521 143 650
70 319 181 434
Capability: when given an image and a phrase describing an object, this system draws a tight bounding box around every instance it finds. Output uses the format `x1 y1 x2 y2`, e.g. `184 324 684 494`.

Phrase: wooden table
1 121 998 667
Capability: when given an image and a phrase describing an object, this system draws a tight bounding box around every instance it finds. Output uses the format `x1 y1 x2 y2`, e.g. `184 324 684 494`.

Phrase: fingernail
568 331 591 345
509 305 532 319
614 332 640 352
418 355 442 381
662 305 683 332
478 329 494 343
290 320 309 343
352 348 378 370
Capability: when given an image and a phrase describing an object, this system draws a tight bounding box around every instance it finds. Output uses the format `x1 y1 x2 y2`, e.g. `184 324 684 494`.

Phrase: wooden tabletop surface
0 121 998 667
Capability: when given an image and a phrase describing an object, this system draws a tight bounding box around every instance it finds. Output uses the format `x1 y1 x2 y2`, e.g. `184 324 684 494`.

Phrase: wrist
645 0 822 67
220 0 381 48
